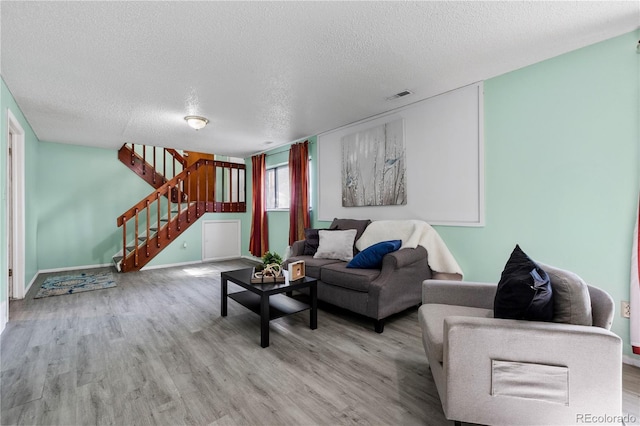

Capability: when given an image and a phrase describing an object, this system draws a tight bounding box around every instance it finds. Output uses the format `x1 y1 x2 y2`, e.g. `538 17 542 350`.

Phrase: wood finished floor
1 260 639 426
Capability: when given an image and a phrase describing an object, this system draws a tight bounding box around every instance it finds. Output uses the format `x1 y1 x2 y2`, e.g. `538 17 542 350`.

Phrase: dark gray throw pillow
329 218 371 242
494 245 554 322
329 218 371 254
303 228 323 256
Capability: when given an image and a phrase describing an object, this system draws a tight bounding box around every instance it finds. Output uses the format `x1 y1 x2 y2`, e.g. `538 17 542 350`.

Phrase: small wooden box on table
221 268 317 348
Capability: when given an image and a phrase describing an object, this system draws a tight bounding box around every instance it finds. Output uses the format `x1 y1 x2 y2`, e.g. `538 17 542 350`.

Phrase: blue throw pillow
347 240 402 269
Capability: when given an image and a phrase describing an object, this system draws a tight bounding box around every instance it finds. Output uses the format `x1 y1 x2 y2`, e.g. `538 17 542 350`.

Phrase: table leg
310 283 317 330
260 294 270 348
221 277 228 317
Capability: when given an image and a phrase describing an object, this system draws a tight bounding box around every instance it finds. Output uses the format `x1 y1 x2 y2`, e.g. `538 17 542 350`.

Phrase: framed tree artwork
341 118 406 207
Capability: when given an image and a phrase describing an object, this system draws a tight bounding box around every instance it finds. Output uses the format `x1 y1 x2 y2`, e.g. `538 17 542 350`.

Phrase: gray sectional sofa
284 218 460 332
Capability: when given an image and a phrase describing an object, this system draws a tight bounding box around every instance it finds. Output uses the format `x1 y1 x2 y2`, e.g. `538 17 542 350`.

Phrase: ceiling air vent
387 90 413 101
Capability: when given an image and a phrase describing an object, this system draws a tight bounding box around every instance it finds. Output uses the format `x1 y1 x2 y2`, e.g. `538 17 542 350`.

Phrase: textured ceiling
1 1 638 158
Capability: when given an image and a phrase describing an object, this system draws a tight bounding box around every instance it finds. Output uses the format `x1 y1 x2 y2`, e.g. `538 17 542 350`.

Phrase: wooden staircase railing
116 158 246 272
118 143 186 189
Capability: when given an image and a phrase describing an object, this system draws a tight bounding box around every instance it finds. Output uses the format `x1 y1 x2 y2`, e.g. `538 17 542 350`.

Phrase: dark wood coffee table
221 268 317 348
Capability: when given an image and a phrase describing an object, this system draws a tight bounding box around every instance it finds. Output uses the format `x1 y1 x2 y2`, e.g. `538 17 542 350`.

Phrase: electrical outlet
621 301 631 318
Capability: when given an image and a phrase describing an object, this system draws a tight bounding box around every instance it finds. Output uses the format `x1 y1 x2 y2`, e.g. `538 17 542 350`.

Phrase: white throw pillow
313 229 357 262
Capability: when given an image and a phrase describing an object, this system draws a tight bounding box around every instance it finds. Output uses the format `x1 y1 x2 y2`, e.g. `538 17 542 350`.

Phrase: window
266 165 290 210
265 159 312 211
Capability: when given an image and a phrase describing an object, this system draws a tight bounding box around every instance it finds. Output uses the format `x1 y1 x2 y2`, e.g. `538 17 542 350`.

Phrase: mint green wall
36 141 154 269
435 30 639 356
1 78 40 295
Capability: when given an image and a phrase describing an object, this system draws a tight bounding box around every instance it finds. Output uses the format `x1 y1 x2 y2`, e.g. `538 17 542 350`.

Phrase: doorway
6 109 25 311
7 130 13 300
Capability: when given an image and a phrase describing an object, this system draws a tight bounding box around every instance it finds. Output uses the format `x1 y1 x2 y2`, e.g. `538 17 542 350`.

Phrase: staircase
115 144 246 272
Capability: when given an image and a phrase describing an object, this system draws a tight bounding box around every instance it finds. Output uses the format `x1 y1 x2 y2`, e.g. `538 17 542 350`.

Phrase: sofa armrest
443 316 622 425
290 240 306 257
383 246 427 269
422 280 496 309
364 246 430 320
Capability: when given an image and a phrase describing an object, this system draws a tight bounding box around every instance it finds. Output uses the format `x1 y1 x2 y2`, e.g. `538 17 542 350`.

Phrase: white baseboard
38 263 113 274
143 256 258 271
25 273 38 296
242 255 262 263
141 260 205 271
623 355 640 368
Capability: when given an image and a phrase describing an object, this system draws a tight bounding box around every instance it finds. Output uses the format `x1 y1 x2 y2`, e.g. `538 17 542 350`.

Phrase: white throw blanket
355 220 463 278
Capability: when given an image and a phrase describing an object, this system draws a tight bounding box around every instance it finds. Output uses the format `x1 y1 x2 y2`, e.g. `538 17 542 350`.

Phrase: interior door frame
6 109 26 302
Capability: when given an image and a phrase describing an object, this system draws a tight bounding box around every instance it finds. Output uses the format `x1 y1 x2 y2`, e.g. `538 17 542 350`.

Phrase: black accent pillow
494 245 554 322
303 228 322 256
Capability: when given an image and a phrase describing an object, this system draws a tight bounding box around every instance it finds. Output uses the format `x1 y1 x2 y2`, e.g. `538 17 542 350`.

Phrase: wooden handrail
118 159 246 225
165 148 186 167
118 160 201 226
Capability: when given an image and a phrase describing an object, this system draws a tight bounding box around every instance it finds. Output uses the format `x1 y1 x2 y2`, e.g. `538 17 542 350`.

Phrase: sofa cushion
494 245 554 322
539 262 592 326
419 303 493 363
347 240 401 269
314 229 357 262
285 255 342 279
320 262 381 292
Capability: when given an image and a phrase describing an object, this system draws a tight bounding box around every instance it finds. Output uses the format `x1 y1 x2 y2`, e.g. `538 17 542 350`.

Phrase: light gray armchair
418 265 622 426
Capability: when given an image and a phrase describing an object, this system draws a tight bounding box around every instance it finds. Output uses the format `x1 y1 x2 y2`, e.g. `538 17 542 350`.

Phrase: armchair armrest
422 280 496 309
443 316 622 425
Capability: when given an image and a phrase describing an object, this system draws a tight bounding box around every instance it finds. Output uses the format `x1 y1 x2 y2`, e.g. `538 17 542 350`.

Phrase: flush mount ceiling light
184 115 209 130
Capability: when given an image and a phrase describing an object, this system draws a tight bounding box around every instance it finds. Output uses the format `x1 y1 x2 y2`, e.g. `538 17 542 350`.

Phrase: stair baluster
167 188 172 240
122 217 127 272
145 200 150 257
134 208 139 267
186 171 191 223
196 164 200 217
205 160 209 213
177 179 182 231
156 193 161 249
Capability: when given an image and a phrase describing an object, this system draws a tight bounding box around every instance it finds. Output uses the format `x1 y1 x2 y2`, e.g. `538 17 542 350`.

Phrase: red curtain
249 153 269 257
289 141 310 244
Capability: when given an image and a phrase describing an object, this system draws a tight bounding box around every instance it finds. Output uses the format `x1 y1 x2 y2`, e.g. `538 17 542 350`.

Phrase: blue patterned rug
34 271 117 298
